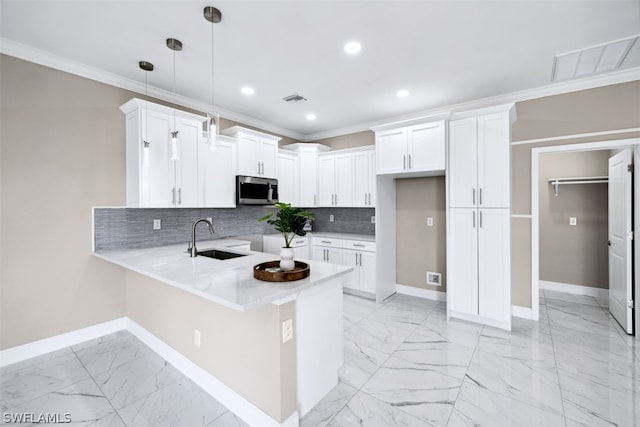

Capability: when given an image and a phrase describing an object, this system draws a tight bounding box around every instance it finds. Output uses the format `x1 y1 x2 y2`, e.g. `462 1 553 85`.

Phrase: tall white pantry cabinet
447 105 516 330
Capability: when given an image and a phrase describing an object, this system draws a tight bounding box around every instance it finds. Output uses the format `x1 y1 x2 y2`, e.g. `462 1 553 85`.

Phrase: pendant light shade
167 38 182 161
204 6 222 151
139 61 154 167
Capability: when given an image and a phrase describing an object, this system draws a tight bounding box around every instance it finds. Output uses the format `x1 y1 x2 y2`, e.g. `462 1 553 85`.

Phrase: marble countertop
94 239 353 312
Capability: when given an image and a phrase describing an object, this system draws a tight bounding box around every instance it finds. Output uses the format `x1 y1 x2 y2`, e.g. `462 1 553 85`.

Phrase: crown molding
304 67 640 141
2 37 639 143
0 37 306 142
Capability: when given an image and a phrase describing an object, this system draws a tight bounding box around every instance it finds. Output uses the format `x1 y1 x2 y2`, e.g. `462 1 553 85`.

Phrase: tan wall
510 80 640 307
1 55 129 349
395 177 446 292
126 271 296 422
539 151 609 288
309 130 374 150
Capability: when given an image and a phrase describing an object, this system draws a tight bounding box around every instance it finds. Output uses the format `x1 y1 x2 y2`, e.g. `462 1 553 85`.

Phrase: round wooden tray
254 261 310 282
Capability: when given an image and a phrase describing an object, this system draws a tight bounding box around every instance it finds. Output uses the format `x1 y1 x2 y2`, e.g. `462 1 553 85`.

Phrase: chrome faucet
189 218 215 257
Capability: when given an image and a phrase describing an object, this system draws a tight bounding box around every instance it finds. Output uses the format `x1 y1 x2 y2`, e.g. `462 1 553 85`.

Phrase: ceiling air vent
551 35 639 82
283 93 308 102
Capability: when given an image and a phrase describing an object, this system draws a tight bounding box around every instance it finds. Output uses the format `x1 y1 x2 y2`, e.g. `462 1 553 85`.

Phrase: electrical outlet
194 329 201 348
427 217 433 226
282 318 293 343
329 214 334 222
427 272 442 286
569 217 577 226
371 215 375 224
153 219 161 230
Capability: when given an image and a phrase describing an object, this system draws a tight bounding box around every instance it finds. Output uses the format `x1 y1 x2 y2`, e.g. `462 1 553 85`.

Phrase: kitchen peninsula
94 239 352 426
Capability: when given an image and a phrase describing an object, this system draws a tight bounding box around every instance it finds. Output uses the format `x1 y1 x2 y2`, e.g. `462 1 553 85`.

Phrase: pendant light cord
173 48 177 132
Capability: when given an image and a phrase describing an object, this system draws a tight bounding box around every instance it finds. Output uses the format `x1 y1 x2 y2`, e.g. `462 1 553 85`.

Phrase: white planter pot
279 247 295 271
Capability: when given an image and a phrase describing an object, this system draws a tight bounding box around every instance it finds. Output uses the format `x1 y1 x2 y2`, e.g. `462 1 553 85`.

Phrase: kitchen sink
194 249 248 260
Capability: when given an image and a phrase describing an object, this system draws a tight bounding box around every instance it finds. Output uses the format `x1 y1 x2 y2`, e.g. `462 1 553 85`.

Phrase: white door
142 110 172 207
200 139 236 207
317 155 336 206
277 152 298 206
260 139 278 178
408 121 445 172
335 153 353 207
175 118 201 207
342 249 360 290
477 112 510 208
298 148 318 207
237 134 260 177
449 118 478 208
448 208 479 315
352 151 370 207
375 128 407 174
608 149 634 334
359 251 377 293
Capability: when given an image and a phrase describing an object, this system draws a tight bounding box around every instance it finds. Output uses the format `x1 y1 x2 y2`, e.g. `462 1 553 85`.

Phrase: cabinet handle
178 188 182 205
480 210 483 228
359 253 362 266
261 162 264 175
473 211 476 228
314 194 316 206
335 194 338 205
408 154 412 170
355 252 358 266
257 162 261 175
403 155 406 170
172 188 176 205
353 243 365 247
479 188 483 205
325 249 329 262
321 240 331 244
472 188 476 205
364 193 367 205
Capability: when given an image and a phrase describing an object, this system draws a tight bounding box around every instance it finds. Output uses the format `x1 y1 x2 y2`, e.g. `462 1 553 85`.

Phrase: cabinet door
352 151 371 207
478 209 510 326
368 151 376 206
448 208 479 315
449 118 478 208
358 251 376 293
408 121 445 172
293 245 309 260
237 133 260 177
141 110 172 207
277 152 299 206
312 246 325 261
375 128 407 174
325 247 342 265
174 118 201 207
200 139 236 207
477 113 510 208
317 155 336 206
342 249 360 290
335 153 353 207
298 148 318 207
260 139 278 178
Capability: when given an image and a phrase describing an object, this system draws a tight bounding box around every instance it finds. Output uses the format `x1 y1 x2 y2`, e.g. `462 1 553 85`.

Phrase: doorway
531 138 640 335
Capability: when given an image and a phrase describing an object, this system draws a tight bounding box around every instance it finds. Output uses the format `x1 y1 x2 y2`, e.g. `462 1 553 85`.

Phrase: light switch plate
371 215 375 224
153 219 161 230
427 217 433 226
569 217 577 226
329 214 334 222
194 329 201 348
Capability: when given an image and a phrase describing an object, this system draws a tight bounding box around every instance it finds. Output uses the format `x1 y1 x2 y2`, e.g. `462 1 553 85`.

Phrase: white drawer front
312 237 343 248
290 237 309 247
343 239 376 252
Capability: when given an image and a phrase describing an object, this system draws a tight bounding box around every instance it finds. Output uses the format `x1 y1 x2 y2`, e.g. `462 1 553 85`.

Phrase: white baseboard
512 305 533 320
540 280 609 300
0 318 127 367
126 319 297 427
396 284 446 302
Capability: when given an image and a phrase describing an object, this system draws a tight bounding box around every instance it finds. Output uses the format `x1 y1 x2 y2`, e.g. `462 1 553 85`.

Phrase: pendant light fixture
166 37 182 161
204 6 222 152
139 60 154 167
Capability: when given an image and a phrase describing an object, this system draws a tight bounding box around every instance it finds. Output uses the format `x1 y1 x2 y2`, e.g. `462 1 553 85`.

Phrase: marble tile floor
1 289 638 426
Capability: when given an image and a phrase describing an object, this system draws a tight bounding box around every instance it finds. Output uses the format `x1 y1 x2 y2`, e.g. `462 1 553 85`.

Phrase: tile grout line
544 299 571 427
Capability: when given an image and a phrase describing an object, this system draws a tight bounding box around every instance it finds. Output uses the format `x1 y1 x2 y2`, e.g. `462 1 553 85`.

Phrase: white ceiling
1 1 639 141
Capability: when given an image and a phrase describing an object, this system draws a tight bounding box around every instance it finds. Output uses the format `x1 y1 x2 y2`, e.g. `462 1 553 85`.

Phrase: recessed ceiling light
396 89 410 98
306 113 317 121
344 41 362 54
241 86 254 95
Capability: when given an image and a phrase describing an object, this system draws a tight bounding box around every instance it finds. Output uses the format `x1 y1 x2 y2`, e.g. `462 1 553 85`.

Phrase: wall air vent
283 93 308 102
551 35 639 82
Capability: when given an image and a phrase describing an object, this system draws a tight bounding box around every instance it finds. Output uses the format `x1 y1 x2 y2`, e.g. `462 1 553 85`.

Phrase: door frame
531 138 640 335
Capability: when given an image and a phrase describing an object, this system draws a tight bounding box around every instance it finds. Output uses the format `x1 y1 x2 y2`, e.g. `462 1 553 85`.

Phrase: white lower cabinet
342 241 376 294
262 235 309 259
448 208 511 329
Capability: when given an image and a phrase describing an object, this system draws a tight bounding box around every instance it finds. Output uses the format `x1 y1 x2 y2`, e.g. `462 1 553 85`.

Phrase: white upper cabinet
374 120 446 176
352 149 376 207
121 98 207 208
449 112 511 209
318 152 354 207
199 136 237 208
277 150 299 206
221 126 280 179
281 143 331 207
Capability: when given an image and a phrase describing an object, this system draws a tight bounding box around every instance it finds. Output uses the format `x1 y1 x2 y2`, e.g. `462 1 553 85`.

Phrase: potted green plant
258 202 314 271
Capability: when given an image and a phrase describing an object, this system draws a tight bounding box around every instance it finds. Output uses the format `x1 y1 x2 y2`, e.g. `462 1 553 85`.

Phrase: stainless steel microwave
236 175 278 205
